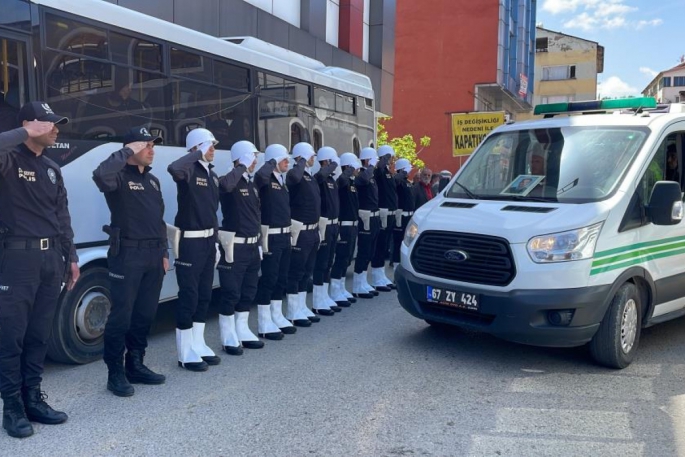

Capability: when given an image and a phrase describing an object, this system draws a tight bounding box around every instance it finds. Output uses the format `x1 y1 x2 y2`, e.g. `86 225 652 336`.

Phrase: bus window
1 36 29 132
109 32 162 72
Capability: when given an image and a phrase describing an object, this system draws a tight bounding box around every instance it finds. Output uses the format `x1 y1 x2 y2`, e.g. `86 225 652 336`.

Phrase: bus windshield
446 126 650 203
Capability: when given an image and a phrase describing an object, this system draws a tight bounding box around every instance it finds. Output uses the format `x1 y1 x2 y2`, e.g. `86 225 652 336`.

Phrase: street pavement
3 275 685 457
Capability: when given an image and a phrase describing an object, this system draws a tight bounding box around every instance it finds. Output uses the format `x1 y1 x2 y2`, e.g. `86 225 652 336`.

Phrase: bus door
0 32 32 132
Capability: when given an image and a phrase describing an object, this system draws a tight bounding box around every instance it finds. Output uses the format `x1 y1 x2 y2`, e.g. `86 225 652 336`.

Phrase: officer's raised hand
369 156 379 168
239 152 257 173
125 141 150 154
23 120 54 138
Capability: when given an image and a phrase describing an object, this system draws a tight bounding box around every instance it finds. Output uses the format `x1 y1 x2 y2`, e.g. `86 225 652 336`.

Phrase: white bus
0 0 375 364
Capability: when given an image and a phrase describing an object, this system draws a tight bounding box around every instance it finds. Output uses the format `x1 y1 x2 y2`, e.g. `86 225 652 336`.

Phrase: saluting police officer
370 145 397 291
312 147 341 315
392 159 415 271
253 144 297 336
285 142 321 327
0 103 79 438
353 147 381 297
167 128 221 372
217 140 268 354
93 126 168 398
329 153 362 304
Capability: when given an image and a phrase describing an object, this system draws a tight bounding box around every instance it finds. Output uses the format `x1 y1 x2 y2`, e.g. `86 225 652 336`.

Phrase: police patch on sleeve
150 179 159 191
47 168 57 184
213 176 219 187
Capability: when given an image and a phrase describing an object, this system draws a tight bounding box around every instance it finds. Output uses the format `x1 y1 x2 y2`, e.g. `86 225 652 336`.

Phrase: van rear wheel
589 282 641 369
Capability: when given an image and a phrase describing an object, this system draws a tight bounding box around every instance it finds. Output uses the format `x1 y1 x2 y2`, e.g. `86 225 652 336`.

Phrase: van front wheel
590 282 641 369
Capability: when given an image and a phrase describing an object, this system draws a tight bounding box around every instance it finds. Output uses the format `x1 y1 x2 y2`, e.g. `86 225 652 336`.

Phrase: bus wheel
47 267 111 364
589 282 641 369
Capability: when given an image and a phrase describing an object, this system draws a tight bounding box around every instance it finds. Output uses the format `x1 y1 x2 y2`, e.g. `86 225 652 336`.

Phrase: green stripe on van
592 240 685 267
590 246 685 275
594 235 685 259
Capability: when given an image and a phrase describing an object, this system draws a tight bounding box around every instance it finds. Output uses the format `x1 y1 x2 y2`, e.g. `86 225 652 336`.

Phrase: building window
542 65 576 81
535 37 548 53
663 77 672 87
541 95 575 104
674 76 685 87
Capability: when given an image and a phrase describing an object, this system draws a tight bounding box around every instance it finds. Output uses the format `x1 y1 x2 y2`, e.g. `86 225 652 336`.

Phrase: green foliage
377 117 429 169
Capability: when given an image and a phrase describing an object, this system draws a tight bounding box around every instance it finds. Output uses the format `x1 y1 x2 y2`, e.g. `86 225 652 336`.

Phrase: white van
396 98 685 368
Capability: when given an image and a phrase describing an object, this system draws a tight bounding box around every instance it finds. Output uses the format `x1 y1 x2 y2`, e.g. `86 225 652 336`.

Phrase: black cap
17 101 69 125
122 126 163 146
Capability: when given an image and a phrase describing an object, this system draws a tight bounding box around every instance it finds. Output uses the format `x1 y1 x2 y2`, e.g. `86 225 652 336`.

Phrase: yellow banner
451 112 505 157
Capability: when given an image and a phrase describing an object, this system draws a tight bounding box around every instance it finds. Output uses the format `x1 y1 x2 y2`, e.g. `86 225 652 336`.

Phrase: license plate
426 286 480 311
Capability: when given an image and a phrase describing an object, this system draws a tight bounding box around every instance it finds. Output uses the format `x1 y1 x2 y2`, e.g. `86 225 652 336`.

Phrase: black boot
107 364 135 397
125 350 166 385
2 392 33 438
22 386 68 425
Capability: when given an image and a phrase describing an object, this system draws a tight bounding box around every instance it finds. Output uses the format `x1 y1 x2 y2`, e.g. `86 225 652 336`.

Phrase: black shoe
242 340 265 349
331 305 342 312
178 361 209 372
374 285 392 292
293 319 312 327
313 308 335 316
107 366 135 397
347 296 357 303
369 289 380 296
387 283 397 290
223 345 244 356
335 300 351 307
259 331 284 340
353 292 373 299
22 387 68 425
201 355 222 366
279 325 297 334
307 314 321 322
2 393 34 438
125 350 166 384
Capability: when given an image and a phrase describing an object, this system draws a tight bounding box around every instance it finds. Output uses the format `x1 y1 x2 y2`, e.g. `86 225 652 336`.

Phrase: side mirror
648 181 683 225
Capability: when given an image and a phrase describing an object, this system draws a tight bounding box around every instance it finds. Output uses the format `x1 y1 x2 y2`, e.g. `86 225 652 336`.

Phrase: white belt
183 228 214 238
267 226 291 235
401 211 414 217
340 221 358 227
234 236 259 244
326 218 339 225
302 223 318 231
369 211 380 217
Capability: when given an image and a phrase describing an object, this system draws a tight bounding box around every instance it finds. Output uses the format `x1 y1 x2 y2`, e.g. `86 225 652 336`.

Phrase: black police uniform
330 166 359 282
371 156 397 272
92 140 168 385
217 165 261 317
0 127 76 430
287 159 321 295
354 164 380 276
313 162 339 288
392 170 416 264
167 151 219 331
253 161 291 308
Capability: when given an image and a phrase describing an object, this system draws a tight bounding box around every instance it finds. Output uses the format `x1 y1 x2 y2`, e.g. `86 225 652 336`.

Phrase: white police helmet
395 158 412 174
292 142 315 161
230 140 259 162
340 152 360 169
185 128 217 151
317 146 338 163
265 144 289 164
359 147 377 161
378 145 395 157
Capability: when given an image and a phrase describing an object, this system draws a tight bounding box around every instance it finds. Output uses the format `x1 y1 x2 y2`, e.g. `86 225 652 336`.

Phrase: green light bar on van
534 97 657 116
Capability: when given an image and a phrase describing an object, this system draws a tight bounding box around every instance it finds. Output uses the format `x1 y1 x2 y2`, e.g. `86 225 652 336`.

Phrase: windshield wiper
452 181 478 199
557 178 579 195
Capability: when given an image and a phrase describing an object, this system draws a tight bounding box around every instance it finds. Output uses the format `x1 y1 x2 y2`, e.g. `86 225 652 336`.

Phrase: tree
377 117 430 169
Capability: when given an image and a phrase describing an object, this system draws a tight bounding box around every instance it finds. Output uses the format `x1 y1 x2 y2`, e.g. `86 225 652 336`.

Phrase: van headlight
527 222 603 263
403 220 419 246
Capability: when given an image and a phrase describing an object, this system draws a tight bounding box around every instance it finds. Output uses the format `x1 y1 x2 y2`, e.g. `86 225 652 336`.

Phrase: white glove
239 152 255 168
369 156 379 167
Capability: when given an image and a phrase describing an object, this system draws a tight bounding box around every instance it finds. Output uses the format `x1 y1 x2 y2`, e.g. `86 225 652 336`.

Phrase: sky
535 0 685 98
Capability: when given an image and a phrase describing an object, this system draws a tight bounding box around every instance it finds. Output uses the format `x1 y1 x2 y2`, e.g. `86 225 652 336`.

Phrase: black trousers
218 243 260 314
354 216 380 274
0 247 63 397
287 229 319 294
371 217 393 268
331 224 357 280
254 233 291 305
313 224 339 285
392 215 411 264
174 237 216 330
103 246 165 367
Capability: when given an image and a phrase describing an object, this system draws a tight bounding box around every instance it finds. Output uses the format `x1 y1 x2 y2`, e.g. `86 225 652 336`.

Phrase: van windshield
446 126 650 203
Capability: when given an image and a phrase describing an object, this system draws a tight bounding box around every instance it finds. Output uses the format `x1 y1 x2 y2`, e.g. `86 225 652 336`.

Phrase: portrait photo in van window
501 175 544 196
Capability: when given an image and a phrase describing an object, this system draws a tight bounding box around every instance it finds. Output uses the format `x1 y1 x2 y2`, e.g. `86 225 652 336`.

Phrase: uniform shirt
395 171 416 212
92 146 168 256
315 162 339 220
287 159 321 224
254 160 290 228
337 168 359 222
167 150 219 231
356 165 379 211
0 128 77 262
375 157 398 211
218 164 260 237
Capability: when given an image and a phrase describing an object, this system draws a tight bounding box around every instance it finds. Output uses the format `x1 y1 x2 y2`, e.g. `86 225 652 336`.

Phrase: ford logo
444 249 469 262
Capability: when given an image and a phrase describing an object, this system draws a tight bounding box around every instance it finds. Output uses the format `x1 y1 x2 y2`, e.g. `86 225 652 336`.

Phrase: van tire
47 267 111 364
589 282 641 369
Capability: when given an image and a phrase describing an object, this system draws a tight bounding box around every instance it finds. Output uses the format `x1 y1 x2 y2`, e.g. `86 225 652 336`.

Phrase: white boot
381 267 396 289
330 279 351 307
299 291 319 322
323 282 342 311
340 277 356 302
235 311 264 349
270 300 297 334
258 304 284 340
371 268 391 291
286 294 311 327
312 285 334 316
176 328 208 371
191 323 220 365
361 271 379 295
219 314 243 355
352 272 373 298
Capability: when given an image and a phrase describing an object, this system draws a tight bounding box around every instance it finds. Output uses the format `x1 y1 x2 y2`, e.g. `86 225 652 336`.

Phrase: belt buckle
40 238 49 250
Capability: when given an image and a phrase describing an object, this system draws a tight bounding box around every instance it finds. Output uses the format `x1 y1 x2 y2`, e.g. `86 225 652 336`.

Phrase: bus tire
589 282 641 369
47 267 111 364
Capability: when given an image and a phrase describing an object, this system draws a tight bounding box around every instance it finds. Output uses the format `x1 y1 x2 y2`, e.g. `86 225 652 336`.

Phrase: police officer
167 128 221 372
370 145 397 291
93 126 168 398
329 153 362 304
285 142 321 326
217 140 267 353
0 103 79 438
392 159 415 272
253 144 297 336
312 146 340 315
353 147 381 297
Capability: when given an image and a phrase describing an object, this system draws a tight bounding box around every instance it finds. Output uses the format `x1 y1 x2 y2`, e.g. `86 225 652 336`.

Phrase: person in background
413 168 433 209
430 173 441 196
437 170 452 193
666 144 680 183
